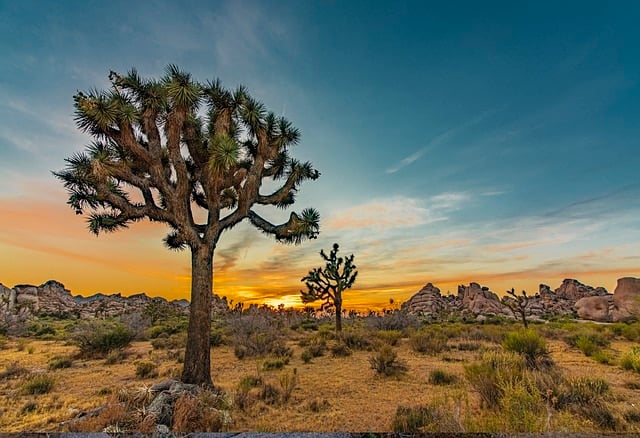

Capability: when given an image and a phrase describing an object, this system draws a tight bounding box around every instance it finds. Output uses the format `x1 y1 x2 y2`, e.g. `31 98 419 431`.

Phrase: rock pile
402 277 640 323
0 280 229 322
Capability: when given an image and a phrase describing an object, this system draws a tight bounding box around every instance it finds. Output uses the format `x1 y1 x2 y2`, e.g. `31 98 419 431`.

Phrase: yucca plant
55 66 321 386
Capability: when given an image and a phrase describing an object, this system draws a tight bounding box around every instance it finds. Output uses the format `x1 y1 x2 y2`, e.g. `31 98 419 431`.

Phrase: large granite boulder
457 283 507 316
401 283 447 316
612 277 640 321
555 279 608 301
575 295 615 322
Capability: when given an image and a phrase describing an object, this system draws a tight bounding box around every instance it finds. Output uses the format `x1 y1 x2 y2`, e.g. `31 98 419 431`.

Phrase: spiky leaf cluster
55 66 320 248
300 243 358 310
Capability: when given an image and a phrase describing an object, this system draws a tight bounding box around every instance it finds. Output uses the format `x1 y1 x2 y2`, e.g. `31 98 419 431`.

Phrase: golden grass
0 332 639 432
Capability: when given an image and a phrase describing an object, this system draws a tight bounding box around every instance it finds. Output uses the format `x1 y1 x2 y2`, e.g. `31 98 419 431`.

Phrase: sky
1 1 639 309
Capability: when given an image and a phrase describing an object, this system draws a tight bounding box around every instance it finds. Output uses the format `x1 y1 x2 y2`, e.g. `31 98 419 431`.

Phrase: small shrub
392 404 461 433
0 362 29 380
27 345 36 354
369 345 408 377
307 398 330 412
22 374 55 395
258 382 281 405
16 339 29 351
575 335 602 357
19 401 38 415
209 328 225 347
624 408 640 424
262 357 289 371
71 320 133 357
429 369 457 385
502 330 552 369
464 351 525 409
376 330 403 346
592 350 614 365
172 391 230 432
621 347 640 373
410 331 447 355
150 332 186 350
279 368 298 403
330 341 352 357
560 376 610 406
301 349 313 363
339 330 374 351
499 375 546 433
104 349 128 365
135 361 158 378
48 356 73 370
456 341 481 351
565 330 611 350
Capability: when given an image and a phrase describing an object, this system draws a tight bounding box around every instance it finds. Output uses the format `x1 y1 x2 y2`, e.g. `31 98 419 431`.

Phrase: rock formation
403 277 640 323
0 280 229 324
575 277 640 322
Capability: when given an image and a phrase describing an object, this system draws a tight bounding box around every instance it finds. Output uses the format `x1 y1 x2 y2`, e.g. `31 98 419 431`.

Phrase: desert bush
456 341 481 351
592 350 614 365
366 310 420 333
21 374 55 395
0 362 29 380
172 390 231 432
611 322 640 342
339 329 374 350
279 368 298 403
565 330 611 350
135 361 158 378
19 401 38 415
209 328 225 347
502 330 552 369
70 320 133 357
621 347 640 373
262 357 289 371
258 382 281 405
464 351 525 409
369 345 408 377
235 375 262 410
429 369 457 385
391 404 461 433
48 356 73 370
330 341 352 357
307 398 331 413
624 408 640 424
376 330 403 346
410 330 447 355
498 375 546 433
300 349 313 363
151 332 186 350
230 311 292 359
16 339 29 351
104 349 128 365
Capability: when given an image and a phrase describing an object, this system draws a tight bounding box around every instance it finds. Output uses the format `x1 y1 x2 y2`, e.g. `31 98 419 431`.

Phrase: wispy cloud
385 108 502 174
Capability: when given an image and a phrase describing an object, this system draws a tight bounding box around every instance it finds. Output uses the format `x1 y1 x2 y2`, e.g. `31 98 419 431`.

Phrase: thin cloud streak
385 108 503 174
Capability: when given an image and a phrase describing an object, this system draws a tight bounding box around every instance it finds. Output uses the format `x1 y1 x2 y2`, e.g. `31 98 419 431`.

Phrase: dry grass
0 327 639 432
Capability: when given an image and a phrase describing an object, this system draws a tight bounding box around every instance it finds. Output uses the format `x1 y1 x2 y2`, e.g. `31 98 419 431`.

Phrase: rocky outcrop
402 277 640 323
457 283 508 316
0 280 229 323
401 283 447 315
575 277 640 322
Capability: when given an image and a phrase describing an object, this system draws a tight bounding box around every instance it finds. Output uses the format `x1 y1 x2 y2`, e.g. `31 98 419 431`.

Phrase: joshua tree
501 288 531 328
54 66 320 386
300 243 357 332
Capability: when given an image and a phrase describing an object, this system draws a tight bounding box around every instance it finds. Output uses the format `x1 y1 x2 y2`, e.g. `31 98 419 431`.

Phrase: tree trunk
335 292 342 332
182 244 214 386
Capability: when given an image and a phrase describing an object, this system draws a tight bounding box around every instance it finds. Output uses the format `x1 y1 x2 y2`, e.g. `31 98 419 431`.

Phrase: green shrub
565 330 611 350
456 341 481 351
0 362 29 380
301 349 313 363
150 332 186 350
369 345 408 377
391 404 461 433
19 401 38 415
258 382 281 405
339 330 374 350
135 361 158 378
70 320 133 357
502 330 552 369
376 330 403 346
209 328 225 347
621 347 640 373
262 357 289 371
499 375 546 433
409 331 447 355
21 374 55 395
557 376 610 407
592 350 614 365
330 341 352 357
48 356 73 370
464 351 525 409
279 368 298 403
429 369 457 385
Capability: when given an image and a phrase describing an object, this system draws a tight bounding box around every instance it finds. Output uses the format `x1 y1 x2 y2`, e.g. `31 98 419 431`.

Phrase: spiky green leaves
87 212 129 235
163 229 187 251
276 208 320 244
208 133 239 173
163 64 201 110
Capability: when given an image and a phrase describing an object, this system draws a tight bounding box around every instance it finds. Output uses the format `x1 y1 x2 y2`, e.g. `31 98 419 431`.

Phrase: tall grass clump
21 374 55 395
409 330 447 355
502 330 552 369
369 345 408 377
70 320 133 357
621 347 640 373
392 404 461 433
464 351 525 409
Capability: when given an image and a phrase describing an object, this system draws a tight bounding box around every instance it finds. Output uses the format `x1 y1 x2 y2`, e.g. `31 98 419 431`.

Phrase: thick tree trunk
335 292 343 332
182 244 214 386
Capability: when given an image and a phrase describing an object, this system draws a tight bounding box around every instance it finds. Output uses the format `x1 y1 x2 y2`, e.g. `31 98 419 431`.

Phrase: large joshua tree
300 243 357 332
55 66 320 386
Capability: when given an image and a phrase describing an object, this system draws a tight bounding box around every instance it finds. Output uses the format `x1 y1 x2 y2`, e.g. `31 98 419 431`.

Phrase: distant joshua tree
54 66 320 386
502 288 531 328
300 243 358 332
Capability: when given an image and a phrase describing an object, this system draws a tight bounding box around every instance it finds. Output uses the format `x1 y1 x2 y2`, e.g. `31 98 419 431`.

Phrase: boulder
457 283 507 316
612 277 640 321
555 279 608 301
575 295 614 322
401 283 446 316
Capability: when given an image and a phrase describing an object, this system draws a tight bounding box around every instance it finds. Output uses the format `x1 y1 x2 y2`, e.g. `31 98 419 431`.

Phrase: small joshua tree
502 288 531 328
300 243 357 332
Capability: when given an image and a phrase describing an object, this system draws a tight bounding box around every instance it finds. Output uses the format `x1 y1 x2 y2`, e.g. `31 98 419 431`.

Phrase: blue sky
1 0 639 307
